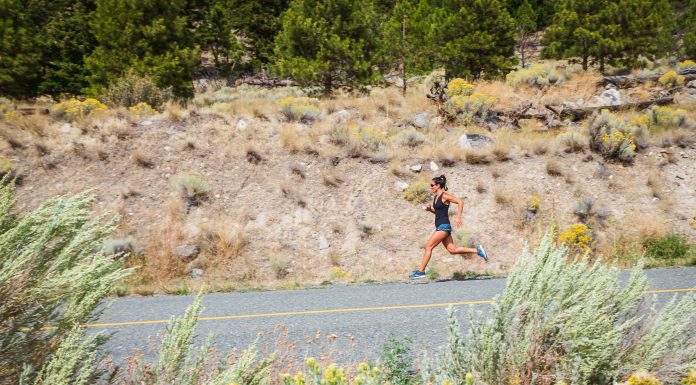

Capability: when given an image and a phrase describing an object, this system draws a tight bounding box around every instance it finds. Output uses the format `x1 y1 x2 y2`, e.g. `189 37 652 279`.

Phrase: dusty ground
2 73 695 294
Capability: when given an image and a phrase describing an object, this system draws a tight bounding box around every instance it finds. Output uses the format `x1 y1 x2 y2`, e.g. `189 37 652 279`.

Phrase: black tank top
433 193 450 226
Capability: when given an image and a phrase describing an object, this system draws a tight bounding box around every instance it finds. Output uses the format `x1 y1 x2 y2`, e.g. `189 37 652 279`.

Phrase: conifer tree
433 0 517 79
0 0 43 98
684 0 696 57
86 0 198 99
515 0 537 68
227 0 290 69
380 0 437 94
197 0 243 76
273 0 381 95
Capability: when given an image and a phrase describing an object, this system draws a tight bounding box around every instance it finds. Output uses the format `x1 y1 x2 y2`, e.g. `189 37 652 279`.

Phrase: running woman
409 175 488 279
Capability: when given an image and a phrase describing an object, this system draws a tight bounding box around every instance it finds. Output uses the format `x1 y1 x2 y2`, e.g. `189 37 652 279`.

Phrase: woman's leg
442 235 477 255
417 231 450 272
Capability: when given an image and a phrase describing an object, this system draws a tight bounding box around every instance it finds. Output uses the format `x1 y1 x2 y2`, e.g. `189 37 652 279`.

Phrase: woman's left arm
445 193 464 228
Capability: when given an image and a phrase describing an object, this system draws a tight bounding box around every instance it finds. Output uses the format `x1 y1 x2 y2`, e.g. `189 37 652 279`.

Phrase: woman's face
430 181 439 192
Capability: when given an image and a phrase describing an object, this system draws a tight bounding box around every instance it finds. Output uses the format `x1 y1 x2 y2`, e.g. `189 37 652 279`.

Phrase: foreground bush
589 110 644 163
0 179 132 383
441 234 695 385
506 63 579 88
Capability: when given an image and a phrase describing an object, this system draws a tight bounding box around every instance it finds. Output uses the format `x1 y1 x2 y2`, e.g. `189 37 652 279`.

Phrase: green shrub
642 233 695 266
395 129 428 147
53 98 108 120
657 70 685 88
0 178 132 383
381 334 419 385
403 181 430 204
506 63 581 88
171 174 209 200
446 78 475 97
277 96 321 123
449 233 696 385
129 102 158 117
103 70 171 109
589 110 644 163
281 358 383 385
443 93 496 123
645 106 693 129
556 131 588 152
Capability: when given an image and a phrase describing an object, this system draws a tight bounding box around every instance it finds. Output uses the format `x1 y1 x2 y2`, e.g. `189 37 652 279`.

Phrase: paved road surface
94 267 696 365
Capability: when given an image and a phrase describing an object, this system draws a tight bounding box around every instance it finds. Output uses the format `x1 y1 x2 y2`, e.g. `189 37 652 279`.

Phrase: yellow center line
21 287 696 331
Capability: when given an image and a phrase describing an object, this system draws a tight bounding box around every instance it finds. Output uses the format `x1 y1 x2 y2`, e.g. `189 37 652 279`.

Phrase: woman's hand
455 217 463 228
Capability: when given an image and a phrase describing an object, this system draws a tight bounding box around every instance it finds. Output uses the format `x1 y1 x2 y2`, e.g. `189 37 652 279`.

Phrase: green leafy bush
644 106 694 129
642 233 695 266
443 93 496 123
381 334 419 385
278 96 321 123
103 70 171 109
446 234 696 385
506 63 581 88
395 129 427 147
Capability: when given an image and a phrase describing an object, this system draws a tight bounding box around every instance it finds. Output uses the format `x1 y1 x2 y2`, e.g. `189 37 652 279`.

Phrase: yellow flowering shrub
589 110 643 162
129 102 158 117
329 267 351 281
527 195 540 214
559 223 593 253
658 70 685 88
443 93 496 123
278 96 321 122
447 78 475 97
403 181 430 204
281 358 382 385
0 157 14 176
624 369 661 385
682 367 696 385
53 98 107 120
677 60 696 69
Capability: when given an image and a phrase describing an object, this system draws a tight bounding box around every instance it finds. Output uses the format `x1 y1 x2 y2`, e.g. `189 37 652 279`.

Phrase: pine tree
273 0 381 95
86 0 198 100
684 0 696 57
197 0 243 77
433 0 517 79
616 0 675 67
0 0 42 98
227 0 290 70
380 0 437 94
515 0 537 68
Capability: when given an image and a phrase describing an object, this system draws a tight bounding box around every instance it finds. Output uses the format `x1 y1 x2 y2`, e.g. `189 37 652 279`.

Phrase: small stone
319 235 330 250
429 161 439 171
236 119 247 129
394 180 409 191
164 146 172 152
190 268 203 279
141 120 153 126
175 245 200 260
409 164 422 173
61 123 72 132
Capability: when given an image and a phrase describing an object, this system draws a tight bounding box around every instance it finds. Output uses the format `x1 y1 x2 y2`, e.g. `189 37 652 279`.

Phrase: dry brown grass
132 149 154 168
475 180 487 194
163 102 187 122
646 171 664 199
539 70 603 107
321 169 343 187
475 80 528 112
280 179 306 207
494 187 513 206
546 157 564 176
492 141 513 161
464 148 493 165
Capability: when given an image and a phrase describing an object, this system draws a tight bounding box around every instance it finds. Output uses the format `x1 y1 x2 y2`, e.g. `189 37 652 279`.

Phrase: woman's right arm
423 204 434 213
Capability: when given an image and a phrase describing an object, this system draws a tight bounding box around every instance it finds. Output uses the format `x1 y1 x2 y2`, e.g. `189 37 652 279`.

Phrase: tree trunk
582 56 588 71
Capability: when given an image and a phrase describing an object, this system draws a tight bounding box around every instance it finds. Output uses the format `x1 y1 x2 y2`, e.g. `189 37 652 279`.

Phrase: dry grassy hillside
1 65 695 295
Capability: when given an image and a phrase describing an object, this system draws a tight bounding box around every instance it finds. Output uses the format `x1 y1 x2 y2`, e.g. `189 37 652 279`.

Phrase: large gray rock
175 245 200 260
429 161 439 171
458 134 494 149
413 113 429 129
598 88 622 106
687 80 696 89
409 164 423 173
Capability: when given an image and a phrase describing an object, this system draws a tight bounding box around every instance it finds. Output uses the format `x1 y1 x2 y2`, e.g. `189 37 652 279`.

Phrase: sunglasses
430 184 437 187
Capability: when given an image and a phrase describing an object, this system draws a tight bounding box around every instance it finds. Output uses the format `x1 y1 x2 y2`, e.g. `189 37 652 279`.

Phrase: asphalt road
94 267 696 366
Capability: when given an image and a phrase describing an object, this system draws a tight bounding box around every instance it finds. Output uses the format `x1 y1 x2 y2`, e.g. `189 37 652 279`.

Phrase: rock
429 161 439 171
319 235 330 250
429 116 443 128
563 101 578 109
547 119 562 128
599 88 621 106
236 119 247 129
687 80 696 89
409 164 422 173
175 245 200 260
190 268 204 279
413 113 429 129
394 180 409 191
141 120 153 126
458 133 494 149
332 109 352 123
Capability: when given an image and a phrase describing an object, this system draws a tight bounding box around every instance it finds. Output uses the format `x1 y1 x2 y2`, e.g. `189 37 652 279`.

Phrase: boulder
458 134 494 149
687 80 696 89
429 161 439 171
409 164 423 173
319 235 330 250
332 109 352 123
413 113 429 129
